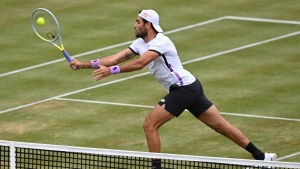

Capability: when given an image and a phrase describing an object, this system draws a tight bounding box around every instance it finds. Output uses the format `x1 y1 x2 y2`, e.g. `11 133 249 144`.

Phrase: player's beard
135 28 147 39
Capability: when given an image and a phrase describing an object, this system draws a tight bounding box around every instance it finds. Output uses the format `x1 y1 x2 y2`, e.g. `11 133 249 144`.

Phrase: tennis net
0 140 299 169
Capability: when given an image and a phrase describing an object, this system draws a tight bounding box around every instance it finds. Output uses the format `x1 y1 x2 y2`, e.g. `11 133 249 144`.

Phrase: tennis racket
30 8 75 67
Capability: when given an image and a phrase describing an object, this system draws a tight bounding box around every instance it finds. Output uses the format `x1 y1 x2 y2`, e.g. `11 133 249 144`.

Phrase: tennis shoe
264 153 277 161
246 153 277 169
260 153 277 169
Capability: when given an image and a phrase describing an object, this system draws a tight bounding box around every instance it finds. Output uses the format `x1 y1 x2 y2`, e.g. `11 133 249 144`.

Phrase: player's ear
146 22 152 29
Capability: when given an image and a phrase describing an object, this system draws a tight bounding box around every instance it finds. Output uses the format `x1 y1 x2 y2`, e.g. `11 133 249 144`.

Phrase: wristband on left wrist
109 65 120 74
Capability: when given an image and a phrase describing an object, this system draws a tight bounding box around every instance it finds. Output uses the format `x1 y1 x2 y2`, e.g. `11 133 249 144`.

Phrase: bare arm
97 48 136 66
92 51 160 80
69 48 136 70
119 51 159 72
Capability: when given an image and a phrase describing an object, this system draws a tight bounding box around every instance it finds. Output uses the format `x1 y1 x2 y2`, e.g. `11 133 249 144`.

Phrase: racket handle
62 50 78 69
62 50 72 62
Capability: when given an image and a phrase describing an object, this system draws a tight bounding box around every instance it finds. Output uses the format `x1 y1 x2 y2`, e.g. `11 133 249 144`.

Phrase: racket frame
30 8 72 62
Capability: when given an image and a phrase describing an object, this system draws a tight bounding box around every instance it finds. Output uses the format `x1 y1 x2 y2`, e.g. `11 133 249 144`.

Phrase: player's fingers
92 70 98 76
69 61 77 70
70 64 77 70
94 74 104 81
92 67 102 75
70 57 81 66
94 76 100 81
93 68 106 80
71 57 78 62
69 62 75 69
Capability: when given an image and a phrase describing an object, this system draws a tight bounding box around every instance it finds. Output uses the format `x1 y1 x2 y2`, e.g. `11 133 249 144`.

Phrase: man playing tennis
70 9 276 169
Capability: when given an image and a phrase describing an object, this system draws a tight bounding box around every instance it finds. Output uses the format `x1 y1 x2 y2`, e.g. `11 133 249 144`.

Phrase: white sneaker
264 153 277 161
246 153 277 169
261 153 277 168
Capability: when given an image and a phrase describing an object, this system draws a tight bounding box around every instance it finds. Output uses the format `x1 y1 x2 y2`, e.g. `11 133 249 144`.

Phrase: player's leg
197 105 276 161
145 84 190 169
187 79 276 161
143 104 175 169
144 83 192 153
198 105 250 148
143 103 175 153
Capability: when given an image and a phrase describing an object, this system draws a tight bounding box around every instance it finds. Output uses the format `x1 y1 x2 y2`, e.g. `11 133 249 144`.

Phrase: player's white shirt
129 33 195 91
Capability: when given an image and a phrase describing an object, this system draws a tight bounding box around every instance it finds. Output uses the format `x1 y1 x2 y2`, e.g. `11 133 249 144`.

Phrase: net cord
0 140 299 168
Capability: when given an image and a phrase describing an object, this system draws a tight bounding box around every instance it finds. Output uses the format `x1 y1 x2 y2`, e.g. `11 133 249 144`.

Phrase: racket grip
62 50 78 69
62 50 72 62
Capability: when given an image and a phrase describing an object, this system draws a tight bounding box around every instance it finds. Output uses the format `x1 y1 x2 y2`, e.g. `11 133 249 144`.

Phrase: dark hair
138 10 158 33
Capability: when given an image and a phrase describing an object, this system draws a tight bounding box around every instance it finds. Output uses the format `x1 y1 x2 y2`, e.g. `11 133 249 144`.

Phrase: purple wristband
109 65 120 74
91 59 100 69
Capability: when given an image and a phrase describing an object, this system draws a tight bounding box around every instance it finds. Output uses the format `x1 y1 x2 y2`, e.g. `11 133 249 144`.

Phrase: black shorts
158 79 213 118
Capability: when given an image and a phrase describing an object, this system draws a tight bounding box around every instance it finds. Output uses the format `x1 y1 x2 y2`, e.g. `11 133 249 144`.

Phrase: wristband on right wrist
91 59 100 69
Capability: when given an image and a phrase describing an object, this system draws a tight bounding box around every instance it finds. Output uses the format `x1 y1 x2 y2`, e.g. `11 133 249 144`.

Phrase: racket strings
32 10 59 42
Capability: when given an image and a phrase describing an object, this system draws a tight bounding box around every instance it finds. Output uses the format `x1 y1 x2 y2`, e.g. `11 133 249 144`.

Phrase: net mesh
14 148 256 169
0 145 9 169
31 9 59 41
0 141 299 169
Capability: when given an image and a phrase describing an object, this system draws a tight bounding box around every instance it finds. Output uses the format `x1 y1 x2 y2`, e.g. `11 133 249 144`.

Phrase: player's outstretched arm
99 48 137 66
92 51 159 81
69 48 136 70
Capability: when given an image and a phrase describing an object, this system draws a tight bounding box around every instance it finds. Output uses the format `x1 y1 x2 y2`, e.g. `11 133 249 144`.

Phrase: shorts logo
158 99 165 106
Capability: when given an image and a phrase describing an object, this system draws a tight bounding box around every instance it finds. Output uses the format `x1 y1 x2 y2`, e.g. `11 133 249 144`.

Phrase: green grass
0 0 299 164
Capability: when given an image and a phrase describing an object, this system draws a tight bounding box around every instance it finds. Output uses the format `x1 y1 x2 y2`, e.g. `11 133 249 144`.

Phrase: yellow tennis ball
36 17 45 26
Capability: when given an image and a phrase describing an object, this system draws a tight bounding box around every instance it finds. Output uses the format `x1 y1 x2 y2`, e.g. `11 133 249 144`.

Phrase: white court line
0 40 135 78
55 98 300 122
182 30 300 64
278 152 300 161
56 98 154 109
0 72 149 114
221 112 300 122
1 30 300 114
225 16 300 25
1 16 300 78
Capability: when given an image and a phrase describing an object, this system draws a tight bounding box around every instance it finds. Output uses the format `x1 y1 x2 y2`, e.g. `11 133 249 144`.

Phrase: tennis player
70 9 276 169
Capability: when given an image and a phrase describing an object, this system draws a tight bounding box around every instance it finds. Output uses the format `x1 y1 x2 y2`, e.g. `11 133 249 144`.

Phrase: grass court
0 0 299 163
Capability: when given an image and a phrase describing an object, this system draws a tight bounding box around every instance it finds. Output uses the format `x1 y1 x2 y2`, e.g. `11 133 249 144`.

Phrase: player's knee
143 119 156 132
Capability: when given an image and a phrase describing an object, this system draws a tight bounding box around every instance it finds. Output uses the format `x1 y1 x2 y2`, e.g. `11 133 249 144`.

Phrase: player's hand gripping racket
30 8 77 68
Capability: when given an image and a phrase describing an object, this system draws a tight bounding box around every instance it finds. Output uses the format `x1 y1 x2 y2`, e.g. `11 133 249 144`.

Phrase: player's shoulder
155 33 170 41
152 33 172 45
132 37 146 46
